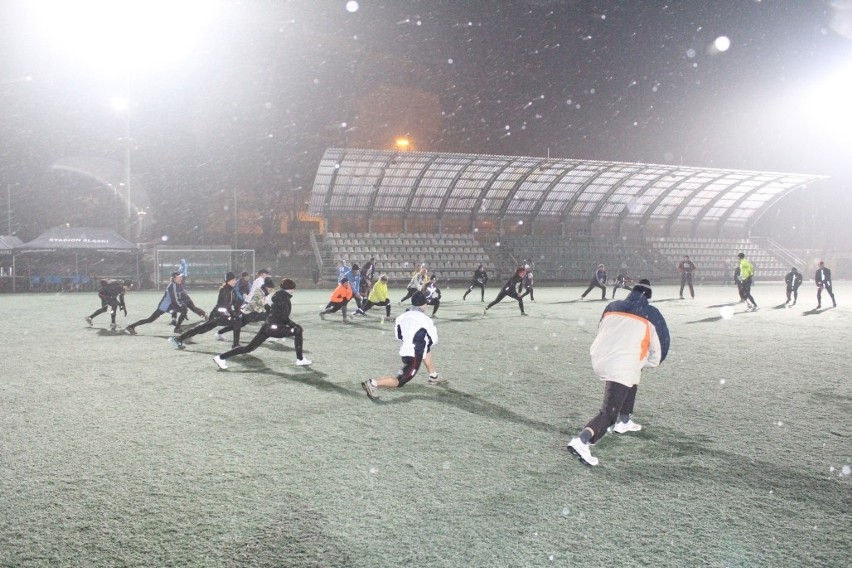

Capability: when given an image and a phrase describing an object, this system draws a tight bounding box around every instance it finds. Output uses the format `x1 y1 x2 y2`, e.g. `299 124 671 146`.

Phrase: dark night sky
2 0 852 246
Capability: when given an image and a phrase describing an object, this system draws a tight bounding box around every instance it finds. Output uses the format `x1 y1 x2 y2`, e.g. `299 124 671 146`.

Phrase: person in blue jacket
567 279 670 467
125 272 183 335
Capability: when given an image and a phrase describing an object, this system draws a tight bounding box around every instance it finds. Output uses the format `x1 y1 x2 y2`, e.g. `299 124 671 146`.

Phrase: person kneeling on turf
361 291 444 399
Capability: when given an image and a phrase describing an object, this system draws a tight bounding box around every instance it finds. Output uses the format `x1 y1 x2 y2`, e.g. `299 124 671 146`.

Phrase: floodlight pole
233 185 238 249
123 114 132 241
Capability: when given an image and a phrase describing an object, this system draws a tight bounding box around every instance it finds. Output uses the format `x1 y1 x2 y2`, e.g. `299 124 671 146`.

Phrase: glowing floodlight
714 36 731 52
27 0 219 72
110 96 129 113
803 61 852 133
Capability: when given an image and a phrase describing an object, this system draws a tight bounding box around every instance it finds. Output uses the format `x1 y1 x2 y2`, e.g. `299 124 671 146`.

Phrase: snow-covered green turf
1 282 849 567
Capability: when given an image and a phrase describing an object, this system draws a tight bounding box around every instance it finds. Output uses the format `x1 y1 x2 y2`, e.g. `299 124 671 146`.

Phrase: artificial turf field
1 282 849 567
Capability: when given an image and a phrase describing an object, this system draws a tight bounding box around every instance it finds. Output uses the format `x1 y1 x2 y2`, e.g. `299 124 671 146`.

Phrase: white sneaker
296 358 312 366
168 336 185 350
215 333 226 342
566 437 598 466
427 374 447 385
85 316 93 326
613 419 642 434
361 379 377 399
213 356 228 369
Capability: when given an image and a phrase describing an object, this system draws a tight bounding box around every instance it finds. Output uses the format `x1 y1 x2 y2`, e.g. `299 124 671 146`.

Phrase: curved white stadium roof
309 148 826 236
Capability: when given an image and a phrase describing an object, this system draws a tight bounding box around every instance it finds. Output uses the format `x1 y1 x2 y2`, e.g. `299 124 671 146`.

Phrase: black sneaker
125 326 137 335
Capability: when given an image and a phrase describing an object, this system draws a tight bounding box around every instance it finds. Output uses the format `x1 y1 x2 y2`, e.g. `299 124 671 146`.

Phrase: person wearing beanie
580 263 608 300
484 266 529 316
214 277 311 369
784 267 802 307
463 263 489 302
354 274 392 321
814 261 836 309
566 278 670 467
169 272 240 349
319 278 354 322
125 272 184 335
362 291 444 399
737 253 758 311
85 278 131 331
678 255 697 299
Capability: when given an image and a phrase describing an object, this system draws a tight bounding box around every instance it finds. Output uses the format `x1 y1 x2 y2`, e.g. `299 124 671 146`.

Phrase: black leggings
399 287 418 303
174 300 207 328
680 273 694 298
178 315 239 345
463 283 486 301
486 288 524 314
219 322 304 361
90 299 120 323
585 381 638 444
127 309 167 329
360 299 391 317
582 279 607 299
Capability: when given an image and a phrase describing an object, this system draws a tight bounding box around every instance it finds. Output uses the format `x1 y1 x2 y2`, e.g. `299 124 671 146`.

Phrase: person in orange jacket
319 277 354 323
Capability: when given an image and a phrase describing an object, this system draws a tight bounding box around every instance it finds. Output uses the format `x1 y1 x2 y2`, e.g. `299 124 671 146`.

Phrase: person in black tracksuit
85 279 131 330
126 272 183 335
678 255 697 299
784 267 802 306
463 264 488 302
581 264 608 300
170 272 240 349
213 278 312 369
815 261 837 309
611 273 633 300
519 267 535 302
484 267 528 315
172 279 208 332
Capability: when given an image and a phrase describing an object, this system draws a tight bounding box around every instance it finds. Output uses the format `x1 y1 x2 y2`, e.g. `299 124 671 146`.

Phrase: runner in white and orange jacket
567 279 670 467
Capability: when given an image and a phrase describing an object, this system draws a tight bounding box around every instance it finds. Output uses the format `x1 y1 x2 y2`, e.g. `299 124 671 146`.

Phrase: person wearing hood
566 279 670 467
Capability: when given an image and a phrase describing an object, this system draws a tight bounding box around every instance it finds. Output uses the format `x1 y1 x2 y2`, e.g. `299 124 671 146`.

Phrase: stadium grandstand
308 148 826 284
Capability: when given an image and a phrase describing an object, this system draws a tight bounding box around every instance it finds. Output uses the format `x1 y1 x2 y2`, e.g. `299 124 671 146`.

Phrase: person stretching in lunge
484 267 528 316
169 272 240 349
86 279 131 331
213 278 311 369
362 291 444 399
